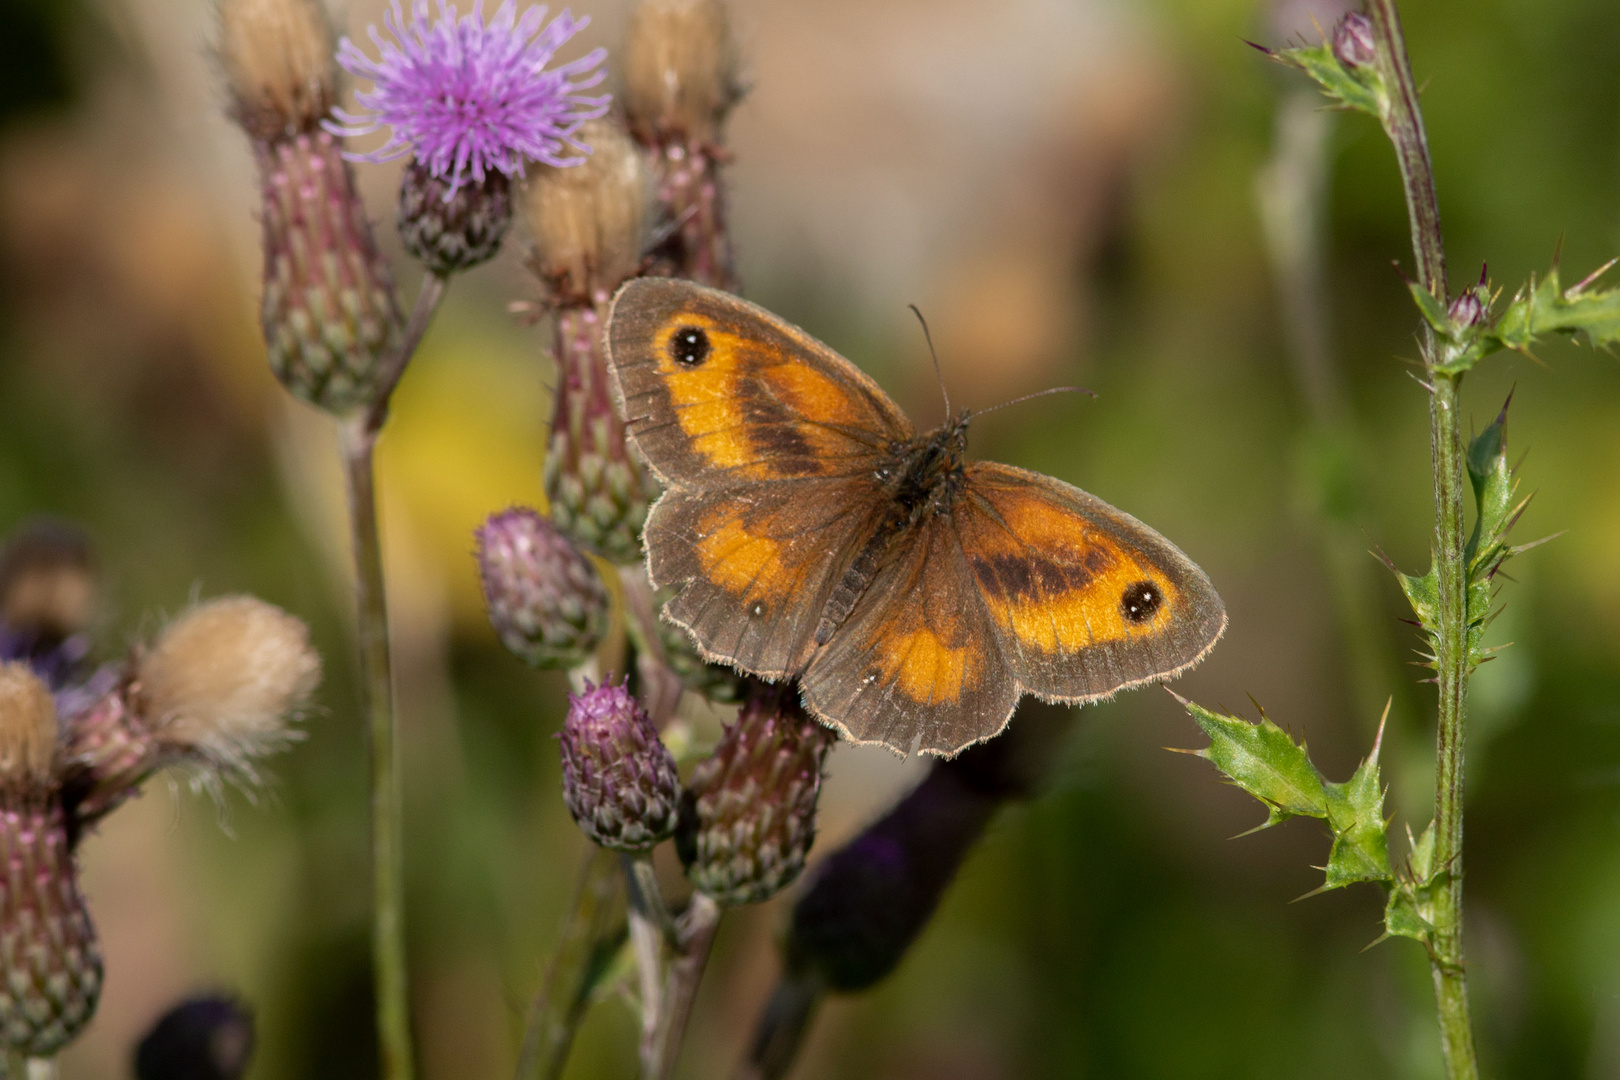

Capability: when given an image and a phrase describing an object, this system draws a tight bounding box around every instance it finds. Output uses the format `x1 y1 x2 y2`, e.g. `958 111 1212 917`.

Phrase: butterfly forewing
954 462 1226 702
607 278 913 489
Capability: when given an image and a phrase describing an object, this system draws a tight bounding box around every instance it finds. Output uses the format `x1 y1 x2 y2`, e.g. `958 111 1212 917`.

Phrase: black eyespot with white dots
668 325 711 366
1120 580 1162 624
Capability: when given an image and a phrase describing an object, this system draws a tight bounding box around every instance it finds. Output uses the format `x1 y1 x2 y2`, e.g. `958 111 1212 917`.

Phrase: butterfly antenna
908 304 951 419
972 385 1098 419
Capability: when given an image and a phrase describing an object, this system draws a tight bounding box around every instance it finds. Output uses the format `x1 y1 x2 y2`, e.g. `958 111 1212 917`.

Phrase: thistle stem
514 846 626 1080
341 272 449 1080
1365 1 1478 1075
627 854 673 1075
646 892 722 1080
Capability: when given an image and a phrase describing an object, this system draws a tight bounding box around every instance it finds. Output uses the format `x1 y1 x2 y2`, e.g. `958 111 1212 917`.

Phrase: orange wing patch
965 491 1179 652
877 625 983 707
653 314 757 473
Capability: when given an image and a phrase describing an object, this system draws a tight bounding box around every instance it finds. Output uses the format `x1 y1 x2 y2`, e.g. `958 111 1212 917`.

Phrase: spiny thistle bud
523 118 651 305
0 519 94 646
135 995 255 1080
1449 288 1486 332
1331 12 1377 69
544 304 662 563
397 162 512 276
0 663 102 1058
219 0 404 413
676 683 834 905
622 0 741 145
65 597 320 823
475 508 609 668
256 129 404 412
217 0 336 140
622 0 739 286
558 679 680 852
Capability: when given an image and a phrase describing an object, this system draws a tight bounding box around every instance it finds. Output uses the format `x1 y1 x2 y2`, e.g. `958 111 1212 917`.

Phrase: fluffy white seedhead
0 661 58 787
137 596 320 769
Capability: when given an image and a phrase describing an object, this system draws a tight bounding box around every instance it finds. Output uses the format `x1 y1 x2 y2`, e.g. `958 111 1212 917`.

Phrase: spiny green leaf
1491 263 1620 353
1181 699 1329 824
1274 43 1386 118
1397 566 1439 635
1320 723 1393 889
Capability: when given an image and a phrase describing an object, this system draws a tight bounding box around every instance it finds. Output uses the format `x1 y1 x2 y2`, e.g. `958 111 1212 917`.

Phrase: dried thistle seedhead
622 0 741 143
524 118 651 302
0 519 95 641
218 0 336 140
0 662 57 787
135 596 320 767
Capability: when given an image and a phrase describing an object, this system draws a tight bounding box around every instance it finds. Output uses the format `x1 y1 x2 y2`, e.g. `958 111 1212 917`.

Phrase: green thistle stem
1365 1 1478 1075
514 846 625 1080
342 272 449 1080
647 893 722 1080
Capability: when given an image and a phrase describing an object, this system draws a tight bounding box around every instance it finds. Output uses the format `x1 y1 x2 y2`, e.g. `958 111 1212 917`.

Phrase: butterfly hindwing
607 277 913 489
800 512 1018 755
954 462 1226 702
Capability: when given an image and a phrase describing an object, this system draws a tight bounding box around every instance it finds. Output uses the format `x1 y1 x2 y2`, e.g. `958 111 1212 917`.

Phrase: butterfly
605 277 1226 757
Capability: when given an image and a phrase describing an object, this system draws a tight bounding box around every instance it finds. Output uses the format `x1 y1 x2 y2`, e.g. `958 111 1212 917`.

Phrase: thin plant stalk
625 854 675 1074
1364 1 1478 1074
515 846 626 1080
339 272 449 1080
647 893 722 1080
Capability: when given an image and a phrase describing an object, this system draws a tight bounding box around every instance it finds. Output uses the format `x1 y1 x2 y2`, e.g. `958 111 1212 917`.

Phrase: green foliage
1273 42 1386 119
1177 697 1444 949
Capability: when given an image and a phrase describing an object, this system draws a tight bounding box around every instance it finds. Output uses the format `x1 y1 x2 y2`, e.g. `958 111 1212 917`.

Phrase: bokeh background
4 0 1620 1076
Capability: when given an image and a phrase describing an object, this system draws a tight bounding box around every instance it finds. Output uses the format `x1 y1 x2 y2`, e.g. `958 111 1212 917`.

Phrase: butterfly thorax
809 413 971 653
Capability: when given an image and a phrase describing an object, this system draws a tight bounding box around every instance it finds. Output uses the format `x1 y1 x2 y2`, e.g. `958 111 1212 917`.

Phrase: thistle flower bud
0 519 94 646
64 597 319 823
0 665 101 1058
1449 288 1486 331
676 683 833 905
558 679 680 852
545 305 662 563
398 163 512 276
476 508 609 668
1331 12 1377 69
218 0 336 139
135 995 256 1080
523 118 651 304
136 596 319 768
256 131 405 412
622 0 741 144
0 663 57 788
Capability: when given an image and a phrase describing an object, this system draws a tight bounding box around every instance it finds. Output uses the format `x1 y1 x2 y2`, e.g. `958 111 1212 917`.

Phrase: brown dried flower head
218 0 336 139
0 662 57 788
0 520 94 641
135 596 320 769
622 0 741 143
523 118 651 302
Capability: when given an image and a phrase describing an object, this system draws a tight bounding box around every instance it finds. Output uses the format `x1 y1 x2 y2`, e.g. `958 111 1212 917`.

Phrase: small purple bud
1331 12 1378 69
1448 289 1486 331
559 679 680 852
676 682 834 905
477 508 610 668
397 163 512 275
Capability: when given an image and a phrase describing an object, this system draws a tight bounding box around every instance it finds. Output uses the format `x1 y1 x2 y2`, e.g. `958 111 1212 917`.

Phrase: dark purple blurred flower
330 0 610 198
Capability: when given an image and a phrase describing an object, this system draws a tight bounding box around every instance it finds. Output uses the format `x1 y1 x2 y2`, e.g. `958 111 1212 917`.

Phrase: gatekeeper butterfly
606 277 1225 757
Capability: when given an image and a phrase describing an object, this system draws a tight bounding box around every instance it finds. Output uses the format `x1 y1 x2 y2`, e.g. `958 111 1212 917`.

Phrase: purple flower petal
326 0 611 198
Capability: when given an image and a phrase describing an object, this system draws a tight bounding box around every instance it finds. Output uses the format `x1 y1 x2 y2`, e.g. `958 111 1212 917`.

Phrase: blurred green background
3 0 1620 1076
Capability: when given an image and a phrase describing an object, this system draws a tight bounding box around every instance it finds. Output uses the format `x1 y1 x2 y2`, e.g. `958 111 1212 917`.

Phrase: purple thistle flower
329 1 611 198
